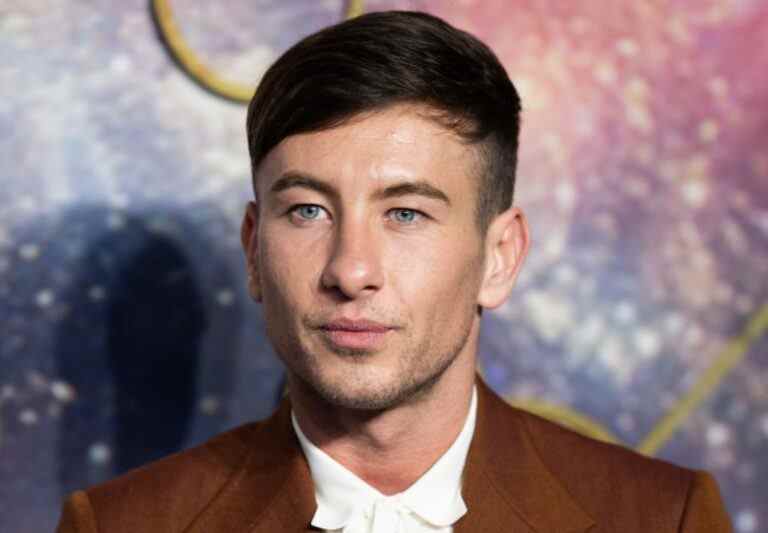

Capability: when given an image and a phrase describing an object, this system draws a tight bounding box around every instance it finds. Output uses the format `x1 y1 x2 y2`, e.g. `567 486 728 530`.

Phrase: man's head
242 11 529 411
246 10 522 234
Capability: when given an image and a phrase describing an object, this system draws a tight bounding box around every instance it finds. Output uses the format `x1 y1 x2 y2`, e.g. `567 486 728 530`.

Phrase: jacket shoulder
76 421 263 532
519 406 690 484
515 406 728 530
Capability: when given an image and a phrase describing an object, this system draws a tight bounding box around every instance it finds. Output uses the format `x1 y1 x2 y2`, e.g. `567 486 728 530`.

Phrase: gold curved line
152 0 366 103
506 397 621 444
637 302 768 456
346 0 366 18
152 0 254 102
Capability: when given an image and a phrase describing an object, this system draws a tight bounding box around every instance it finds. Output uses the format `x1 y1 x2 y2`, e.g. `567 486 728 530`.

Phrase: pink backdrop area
0 1 766 531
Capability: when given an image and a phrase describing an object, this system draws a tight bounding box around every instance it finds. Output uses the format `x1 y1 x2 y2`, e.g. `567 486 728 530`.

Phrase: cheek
391 235 483 320
258 229 326 310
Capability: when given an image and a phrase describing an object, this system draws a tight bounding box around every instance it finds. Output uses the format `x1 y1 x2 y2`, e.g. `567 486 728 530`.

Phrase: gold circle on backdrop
505 397 621 444
151 0 366 103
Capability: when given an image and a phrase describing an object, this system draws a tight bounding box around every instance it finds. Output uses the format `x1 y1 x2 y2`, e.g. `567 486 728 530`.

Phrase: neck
290 344 477 495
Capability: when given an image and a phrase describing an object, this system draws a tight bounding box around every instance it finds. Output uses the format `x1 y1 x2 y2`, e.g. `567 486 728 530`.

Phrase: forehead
255 104 481 196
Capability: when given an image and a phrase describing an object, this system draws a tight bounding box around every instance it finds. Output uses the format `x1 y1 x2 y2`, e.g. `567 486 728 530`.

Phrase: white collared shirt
291 387 477 533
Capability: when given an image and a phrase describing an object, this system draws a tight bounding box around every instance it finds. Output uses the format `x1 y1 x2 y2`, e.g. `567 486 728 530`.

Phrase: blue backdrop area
1 2 766 532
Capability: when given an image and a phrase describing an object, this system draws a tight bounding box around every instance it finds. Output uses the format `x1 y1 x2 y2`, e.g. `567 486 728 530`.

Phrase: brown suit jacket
57 379 732 532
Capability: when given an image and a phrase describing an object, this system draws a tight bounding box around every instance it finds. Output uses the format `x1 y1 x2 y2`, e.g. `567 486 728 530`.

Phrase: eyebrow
269 172 337 198
372 181 451 205
269 171 451 206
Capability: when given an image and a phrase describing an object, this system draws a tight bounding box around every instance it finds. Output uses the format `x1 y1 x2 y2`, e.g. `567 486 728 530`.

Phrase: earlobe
241 201 262 302
478 207 530 309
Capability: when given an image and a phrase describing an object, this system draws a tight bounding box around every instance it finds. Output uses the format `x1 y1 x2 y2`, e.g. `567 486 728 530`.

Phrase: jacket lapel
183 399 317 533
184 377 594 533
455 379 595 533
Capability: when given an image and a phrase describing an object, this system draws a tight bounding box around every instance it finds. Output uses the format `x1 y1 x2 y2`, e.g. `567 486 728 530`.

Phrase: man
57 11 732 533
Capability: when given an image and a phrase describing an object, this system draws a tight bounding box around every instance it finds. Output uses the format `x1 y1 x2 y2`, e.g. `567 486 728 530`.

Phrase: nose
320 219 384 300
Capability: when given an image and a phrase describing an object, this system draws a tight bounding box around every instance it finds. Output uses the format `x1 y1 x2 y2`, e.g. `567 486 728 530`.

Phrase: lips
322 318 392 333
318 318 395 351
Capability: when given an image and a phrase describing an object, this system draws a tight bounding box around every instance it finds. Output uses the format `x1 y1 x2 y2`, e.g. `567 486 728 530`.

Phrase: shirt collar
292 386 477 530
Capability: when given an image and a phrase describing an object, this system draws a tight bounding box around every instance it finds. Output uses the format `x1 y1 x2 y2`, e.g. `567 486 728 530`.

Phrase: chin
325 392 401 411
301 361 449 411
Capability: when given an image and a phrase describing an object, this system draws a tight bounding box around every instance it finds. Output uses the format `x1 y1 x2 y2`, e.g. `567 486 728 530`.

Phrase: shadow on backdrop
55 205 241 494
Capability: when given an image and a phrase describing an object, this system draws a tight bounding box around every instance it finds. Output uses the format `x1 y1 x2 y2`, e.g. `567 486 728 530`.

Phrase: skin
241 103 529 494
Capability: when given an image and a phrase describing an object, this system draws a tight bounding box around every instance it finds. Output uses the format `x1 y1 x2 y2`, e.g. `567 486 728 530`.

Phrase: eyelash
287 204 427 225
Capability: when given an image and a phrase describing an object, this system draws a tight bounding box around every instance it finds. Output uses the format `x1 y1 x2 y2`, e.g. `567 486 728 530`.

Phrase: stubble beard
261 253 483 412
273 308 472 411
281 312 476 412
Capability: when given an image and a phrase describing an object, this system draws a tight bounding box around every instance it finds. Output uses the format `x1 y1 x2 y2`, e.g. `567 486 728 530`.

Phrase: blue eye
390 209 420 224
295 205 323 219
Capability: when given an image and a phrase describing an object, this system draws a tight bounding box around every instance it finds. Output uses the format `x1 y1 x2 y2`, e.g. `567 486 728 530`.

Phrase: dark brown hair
246 10 522 231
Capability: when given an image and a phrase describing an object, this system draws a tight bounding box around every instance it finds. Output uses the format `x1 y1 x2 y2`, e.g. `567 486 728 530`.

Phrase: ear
478 207 530 309
241 201 262 302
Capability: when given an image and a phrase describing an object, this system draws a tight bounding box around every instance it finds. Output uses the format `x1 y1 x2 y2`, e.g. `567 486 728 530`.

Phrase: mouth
317 318 396 351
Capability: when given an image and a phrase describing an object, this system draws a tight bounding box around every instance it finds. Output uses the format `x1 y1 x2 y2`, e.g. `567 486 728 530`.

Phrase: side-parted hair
246 10 522 232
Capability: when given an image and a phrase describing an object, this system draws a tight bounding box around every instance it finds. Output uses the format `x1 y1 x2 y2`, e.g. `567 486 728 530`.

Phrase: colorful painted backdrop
1 1 766 531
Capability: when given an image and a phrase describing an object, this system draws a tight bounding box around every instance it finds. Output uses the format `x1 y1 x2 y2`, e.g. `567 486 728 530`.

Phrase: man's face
243 104 500 410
